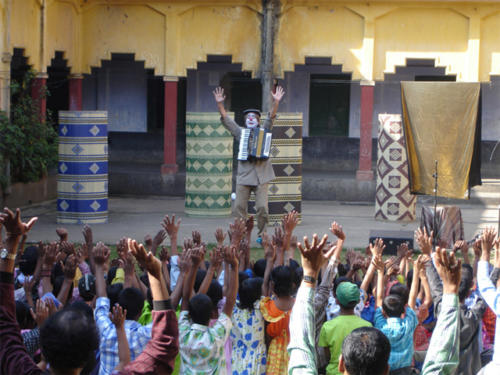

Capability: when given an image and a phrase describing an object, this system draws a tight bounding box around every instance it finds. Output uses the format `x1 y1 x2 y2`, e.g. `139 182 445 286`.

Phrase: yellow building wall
480 11 500 81
176 5 261 76
277 5 364 78
81 4 166 75
46 1 79 72
11 0 41 70
374 7 469 81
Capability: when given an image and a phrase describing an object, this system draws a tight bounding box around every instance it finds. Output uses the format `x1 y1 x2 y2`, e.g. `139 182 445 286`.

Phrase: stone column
0 52 11 114
68 74 83 110
356 80 375 181
31 73 48 122
161 76 178 174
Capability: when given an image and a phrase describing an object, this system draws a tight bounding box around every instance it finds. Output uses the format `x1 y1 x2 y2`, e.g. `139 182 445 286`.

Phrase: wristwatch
0 248 16 260
303 275 317 284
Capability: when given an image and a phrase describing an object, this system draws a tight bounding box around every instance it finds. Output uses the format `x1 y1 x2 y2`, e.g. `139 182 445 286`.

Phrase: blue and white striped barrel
57 111 108 224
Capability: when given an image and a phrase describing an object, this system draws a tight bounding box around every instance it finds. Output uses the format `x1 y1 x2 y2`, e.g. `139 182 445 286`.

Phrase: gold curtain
401 82 480 199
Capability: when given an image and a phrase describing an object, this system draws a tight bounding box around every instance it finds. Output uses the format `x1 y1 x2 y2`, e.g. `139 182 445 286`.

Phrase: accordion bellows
57 111 108 224
185 112 234 217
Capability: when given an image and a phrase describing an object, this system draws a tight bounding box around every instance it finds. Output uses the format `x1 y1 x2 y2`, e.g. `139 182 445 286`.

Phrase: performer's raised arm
269 86 285 119
213 87 228 118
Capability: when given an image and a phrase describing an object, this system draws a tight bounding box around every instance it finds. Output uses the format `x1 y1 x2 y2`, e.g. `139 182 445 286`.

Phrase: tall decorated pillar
31 73 48 122
68 74 83 110
356 80 375 181
162 76 179 174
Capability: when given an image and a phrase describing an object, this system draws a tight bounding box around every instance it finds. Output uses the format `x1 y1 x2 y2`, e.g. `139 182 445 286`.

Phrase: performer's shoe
256 236 263 246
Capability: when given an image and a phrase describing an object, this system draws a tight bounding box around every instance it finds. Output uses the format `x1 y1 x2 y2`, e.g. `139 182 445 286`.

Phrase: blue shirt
374 306 418 370
94 297 152 375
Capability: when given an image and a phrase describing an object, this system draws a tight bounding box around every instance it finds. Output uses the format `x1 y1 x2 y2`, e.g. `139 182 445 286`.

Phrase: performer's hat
243 109 261 117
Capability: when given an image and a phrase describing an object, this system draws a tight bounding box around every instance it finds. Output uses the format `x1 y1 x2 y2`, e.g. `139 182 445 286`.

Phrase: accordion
237 128 273 161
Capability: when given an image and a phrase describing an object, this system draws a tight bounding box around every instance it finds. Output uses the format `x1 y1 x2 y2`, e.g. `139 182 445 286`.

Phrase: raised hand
0 207 37 238
30 299 49 327
329 221 345 241
372 254 385 273
223 245 238 268
92 242 110 267
229 218 246 247
162 214 181 238
116 237 128 260
82 225 93 247
192 230 202 246
56 227 68 242
413 254 429 274
214 228 226 246
397 242 410 259
63 254 78 280
59 241 75 256
297 233 331 278
189 245 206 267
245 216 254 236
262 233 276 263
480 227 498 262
144 234 153 250
43 242 59 268
282 211 299 235
271 86 285 102
209 247 223 270
109 304 127 329
369 238 385 258
178 251 190 274
434 247 462 295
128 239 162 280
151 229 167 255
213 87 226 103
473 238 482 259
183 238 194 252
159 246 170 264
416 228 433 255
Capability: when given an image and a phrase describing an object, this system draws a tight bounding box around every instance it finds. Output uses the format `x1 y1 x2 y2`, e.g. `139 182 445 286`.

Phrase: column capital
69 73 84 80
34 72 49 80
1 52 12 64
163 75 179 82
360 80 375 87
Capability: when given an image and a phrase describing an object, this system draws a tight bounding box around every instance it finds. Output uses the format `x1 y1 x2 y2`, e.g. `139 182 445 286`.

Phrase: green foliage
0 71 58 187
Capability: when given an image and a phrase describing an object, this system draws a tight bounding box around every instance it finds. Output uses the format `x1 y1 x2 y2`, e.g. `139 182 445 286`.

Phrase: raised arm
373 255 385 308
213 87 228 118
222 246 239 317
110 304 130 372
197 248 222 296
93 242 110 298
478 228 500 315
269 86 285 120
161 214 181 256
262 233 275 297
409 255 427 310
181 246 205 311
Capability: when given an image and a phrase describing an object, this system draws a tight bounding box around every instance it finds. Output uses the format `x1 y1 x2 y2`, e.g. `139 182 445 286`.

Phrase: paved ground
18 195 500 249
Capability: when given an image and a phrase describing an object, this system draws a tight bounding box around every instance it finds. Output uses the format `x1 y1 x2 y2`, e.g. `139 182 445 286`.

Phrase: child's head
206 280 223 308
336 282 360 310
189 294 214 325
459 264 474 302
239 277 263 310
253 259 267 278
333 276 351 297
194 269 207 292
19 246 39 276
382 294 405 317
107 283 123 307
388 282 409 305
118 287 145 321
270 266 294 297
78 274 96 302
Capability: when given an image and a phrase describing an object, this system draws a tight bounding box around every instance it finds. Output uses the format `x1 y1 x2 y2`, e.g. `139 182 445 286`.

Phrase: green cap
336 282 360 307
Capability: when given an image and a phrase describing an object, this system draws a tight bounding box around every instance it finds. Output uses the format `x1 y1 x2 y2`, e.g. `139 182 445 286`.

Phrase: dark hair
107 283 123 307
19 246 39 276
239 277 263 310
338 263 349 277
382 294 405 317
16 300 35 329
207 280 223 307
253 259 267 278
389 283 409 305
271 266 294 297
459 264 474 302
67 301 94 322
40 308 99 372
238 271 249 285
189 294 213 325
342 327 390 375
118 287 145 320
194 269 208 292
78 275 96 302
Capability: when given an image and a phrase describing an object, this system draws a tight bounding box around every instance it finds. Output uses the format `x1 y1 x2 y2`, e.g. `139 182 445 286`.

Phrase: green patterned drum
185 112 234 217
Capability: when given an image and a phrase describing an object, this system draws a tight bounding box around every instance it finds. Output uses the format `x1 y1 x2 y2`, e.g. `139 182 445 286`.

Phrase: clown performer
213 85 285 244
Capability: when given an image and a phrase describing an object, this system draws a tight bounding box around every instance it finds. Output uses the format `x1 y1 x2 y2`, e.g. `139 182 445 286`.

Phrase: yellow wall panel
177 5 260 76
46 1 78 71
11 0 40 70
374 8 469 80
480 11 500 81
82 4 165 75
277 6 364 78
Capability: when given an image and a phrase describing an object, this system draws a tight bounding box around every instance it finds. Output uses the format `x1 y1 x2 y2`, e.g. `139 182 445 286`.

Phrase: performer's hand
272 86 285 102
213 87 226 103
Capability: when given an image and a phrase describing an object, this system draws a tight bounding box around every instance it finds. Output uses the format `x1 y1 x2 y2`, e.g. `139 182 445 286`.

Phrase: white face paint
245 113 260 129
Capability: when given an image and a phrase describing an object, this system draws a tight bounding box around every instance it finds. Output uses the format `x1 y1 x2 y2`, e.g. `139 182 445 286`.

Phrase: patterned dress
260 297 293 375
230 299 267 375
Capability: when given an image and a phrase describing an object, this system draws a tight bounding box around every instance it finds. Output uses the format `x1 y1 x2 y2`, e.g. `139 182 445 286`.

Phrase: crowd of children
0 205 499 375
